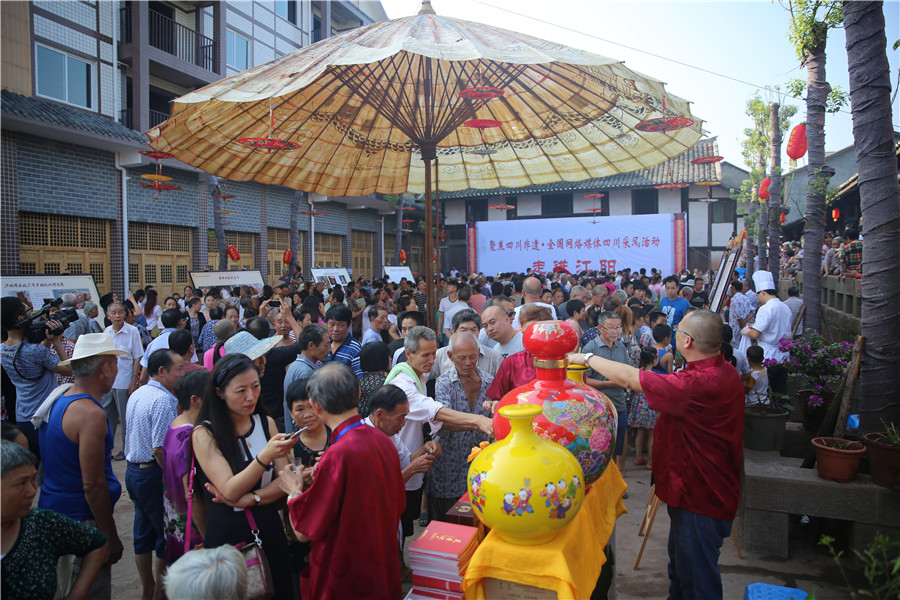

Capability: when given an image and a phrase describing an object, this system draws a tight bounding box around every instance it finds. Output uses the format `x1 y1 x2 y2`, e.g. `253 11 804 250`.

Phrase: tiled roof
1 90 146 143
439 138 723 199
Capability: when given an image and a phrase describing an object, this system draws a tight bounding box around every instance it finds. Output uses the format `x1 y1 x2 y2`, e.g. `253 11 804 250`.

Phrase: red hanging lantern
282 249 292 265
399 249 407 264
440 230 447 242
758 177 771 200
832 208 840 220
779 212 786 225
786 123 808 166
227 245 241 261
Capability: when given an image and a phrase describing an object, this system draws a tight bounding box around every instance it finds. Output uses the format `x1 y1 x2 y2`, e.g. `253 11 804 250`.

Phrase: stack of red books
406 521 479 600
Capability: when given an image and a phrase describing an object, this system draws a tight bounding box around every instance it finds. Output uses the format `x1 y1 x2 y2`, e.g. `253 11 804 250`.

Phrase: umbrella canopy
148 2 702 198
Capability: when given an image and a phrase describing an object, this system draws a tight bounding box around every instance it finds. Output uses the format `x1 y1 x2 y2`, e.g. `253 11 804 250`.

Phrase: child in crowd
743 345 769 406
631 347 660 468
651 324 673 374
286 379 331 468
635 307 653 349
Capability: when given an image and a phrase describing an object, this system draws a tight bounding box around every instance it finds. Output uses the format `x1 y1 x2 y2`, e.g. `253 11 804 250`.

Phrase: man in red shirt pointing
570 309 743 600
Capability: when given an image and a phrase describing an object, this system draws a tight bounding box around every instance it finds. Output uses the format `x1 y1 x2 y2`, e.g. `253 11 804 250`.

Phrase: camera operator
1 296 73 457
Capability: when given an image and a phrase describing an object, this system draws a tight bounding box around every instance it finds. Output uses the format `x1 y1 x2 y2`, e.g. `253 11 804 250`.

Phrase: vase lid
523 321 579 360
498 403 542 419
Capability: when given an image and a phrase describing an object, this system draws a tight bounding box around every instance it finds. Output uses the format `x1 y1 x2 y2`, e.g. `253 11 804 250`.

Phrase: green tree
735 93 797 274
786 0 845 334
843 1 900 431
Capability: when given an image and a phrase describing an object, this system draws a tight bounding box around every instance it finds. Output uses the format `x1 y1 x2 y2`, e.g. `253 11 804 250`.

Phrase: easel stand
633 487 743 570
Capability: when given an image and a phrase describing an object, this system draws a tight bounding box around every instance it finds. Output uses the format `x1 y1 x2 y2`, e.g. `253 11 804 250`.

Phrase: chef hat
752 270 775 292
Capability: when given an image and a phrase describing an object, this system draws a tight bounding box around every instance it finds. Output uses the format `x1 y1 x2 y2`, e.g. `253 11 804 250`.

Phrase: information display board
190 270 265 295
1 273 105 325
309 268 351 287
474 213 678 275
383 266 415 283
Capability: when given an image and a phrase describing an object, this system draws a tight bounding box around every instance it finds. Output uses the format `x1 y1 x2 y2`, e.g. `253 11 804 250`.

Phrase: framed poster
309 268 351 287
1 273 105 325
189 270 265 296
383 266 414 283
708 246 742 316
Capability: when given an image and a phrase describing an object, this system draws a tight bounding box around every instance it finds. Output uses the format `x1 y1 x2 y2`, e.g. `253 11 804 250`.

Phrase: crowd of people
1 256 804 599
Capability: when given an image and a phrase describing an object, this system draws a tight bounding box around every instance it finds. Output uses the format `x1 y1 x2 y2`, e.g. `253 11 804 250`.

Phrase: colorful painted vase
493 321 618 485
468 404 585 545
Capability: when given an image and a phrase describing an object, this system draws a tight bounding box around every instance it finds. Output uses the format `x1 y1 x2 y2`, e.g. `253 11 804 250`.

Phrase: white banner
310 268 351 287
475 213 677 275
1 273 105 325
383 266 414 283
190 270 265 295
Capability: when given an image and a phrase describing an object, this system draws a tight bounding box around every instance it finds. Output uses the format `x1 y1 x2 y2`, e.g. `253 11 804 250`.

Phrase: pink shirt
203 345 225 370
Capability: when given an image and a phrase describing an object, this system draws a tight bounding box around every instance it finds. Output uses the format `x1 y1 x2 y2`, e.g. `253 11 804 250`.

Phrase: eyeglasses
600 326 623 332
676 329 694 343
507 311 515 318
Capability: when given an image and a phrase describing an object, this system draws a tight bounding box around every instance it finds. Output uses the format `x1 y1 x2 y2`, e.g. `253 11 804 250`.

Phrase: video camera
15 298 79 344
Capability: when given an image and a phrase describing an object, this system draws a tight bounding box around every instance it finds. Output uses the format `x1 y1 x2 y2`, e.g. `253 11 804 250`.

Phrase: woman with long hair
300 295 325 324
191 354 296 599
143 290 162 332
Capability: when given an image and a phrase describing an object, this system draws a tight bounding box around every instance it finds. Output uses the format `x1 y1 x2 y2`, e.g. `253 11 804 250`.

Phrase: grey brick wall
313 201 347 235
126 165 199 226
16 133 118 218
203 179 262 234
350 208 381 232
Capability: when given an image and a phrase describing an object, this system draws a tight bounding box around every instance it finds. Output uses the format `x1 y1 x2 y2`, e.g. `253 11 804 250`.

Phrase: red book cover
411 574 463 593
408 522 478 559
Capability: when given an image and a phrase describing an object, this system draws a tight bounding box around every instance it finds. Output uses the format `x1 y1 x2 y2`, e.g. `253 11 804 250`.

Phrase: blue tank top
38 393 122 520
652 348 670 374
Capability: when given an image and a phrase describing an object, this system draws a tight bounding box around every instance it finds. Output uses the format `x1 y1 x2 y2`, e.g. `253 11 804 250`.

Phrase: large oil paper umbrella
148 0 702 315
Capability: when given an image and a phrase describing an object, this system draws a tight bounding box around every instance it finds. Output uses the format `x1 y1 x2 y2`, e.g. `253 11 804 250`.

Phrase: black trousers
401 486 424 538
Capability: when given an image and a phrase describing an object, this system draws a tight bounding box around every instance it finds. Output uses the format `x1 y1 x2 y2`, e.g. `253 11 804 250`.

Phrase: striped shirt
124 380 177 463
325 335 362 378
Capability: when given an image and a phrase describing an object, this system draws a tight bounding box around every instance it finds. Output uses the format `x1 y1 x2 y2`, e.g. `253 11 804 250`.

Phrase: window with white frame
226 29 250 70
275 0 297 24
35 44 93 109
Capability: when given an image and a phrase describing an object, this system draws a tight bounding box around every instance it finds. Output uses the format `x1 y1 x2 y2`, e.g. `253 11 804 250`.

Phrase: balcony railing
150 110 169 128
120 5 217 72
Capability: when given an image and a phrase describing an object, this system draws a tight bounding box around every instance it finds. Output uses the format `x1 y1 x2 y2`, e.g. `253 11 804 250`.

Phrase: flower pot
468 404 585 546
744 410 789 451
811 437 866 482
862 432 900 489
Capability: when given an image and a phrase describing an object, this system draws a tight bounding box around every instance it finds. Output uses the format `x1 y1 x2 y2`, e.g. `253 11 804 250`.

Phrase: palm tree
843 0 900 431
207 174 228 269
290 190 303 274
787 0 844 334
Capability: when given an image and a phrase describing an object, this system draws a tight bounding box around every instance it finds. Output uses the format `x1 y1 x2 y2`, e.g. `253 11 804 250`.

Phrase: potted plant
862 421 900 489
776 334 853 433
744 386 791 452
811 437 866 482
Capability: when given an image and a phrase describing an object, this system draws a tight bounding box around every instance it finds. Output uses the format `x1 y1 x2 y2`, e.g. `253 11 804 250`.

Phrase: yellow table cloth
461 462 628 600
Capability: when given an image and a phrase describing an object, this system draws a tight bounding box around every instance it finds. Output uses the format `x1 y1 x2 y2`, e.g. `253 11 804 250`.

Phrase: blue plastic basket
744 582 810 600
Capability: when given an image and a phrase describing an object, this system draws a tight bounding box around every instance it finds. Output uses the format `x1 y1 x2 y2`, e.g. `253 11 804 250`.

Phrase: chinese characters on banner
474 213 679 275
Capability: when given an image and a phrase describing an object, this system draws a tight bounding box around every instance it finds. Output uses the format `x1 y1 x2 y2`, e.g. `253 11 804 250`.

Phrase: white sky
380 0 900 171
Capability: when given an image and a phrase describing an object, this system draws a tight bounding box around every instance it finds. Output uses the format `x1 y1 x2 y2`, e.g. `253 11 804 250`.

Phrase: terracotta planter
811 437 866 482
744 410 789 451
862 432 900 490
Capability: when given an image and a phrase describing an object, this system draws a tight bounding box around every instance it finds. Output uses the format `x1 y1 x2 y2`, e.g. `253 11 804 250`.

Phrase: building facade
1 0 402 298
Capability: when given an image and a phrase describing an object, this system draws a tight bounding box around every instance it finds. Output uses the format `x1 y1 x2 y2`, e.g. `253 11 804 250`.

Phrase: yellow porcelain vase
468 404 585 546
